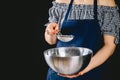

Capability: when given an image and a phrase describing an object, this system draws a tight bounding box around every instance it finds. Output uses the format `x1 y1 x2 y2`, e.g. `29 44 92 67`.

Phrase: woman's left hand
58 71 84 78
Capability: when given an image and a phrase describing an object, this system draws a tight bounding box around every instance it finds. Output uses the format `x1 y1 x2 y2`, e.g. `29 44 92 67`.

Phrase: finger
49 26 55 34
58 73 68 76
65 74 80 78
58 73 80 78
50 24 58 34
58 73 69 77
60 75 78 78
79 71 84 75
47 25 55 34
54 24 59 33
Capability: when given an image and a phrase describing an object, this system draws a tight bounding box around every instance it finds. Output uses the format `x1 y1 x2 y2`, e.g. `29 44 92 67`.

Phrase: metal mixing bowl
44 47 93 75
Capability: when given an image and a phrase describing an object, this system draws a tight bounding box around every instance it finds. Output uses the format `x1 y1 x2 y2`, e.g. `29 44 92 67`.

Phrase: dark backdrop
30 0 120 80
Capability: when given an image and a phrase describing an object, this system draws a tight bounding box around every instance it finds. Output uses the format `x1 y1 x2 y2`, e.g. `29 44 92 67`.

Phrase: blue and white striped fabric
45 1 120 44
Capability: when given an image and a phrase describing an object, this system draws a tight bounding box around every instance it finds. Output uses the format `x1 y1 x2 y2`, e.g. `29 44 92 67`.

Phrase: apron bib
56 0 103 53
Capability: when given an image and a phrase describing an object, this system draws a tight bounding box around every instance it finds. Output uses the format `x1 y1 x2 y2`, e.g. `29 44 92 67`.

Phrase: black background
4 0 120 80
31 0 120 80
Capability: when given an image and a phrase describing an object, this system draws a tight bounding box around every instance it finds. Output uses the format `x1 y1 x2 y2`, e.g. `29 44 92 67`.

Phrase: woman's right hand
45 22 59 45
45 22 59 35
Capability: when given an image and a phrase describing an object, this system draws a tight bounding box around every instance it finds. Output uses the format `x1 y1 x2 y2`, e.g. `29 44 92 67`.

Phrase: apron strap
64 0 74 21
94 0 98 20
64 0 98 21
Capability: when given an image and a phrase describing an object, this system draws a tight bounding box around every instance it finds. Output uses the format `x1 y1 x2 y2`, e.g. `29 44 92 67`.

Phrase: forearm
83 43 116 73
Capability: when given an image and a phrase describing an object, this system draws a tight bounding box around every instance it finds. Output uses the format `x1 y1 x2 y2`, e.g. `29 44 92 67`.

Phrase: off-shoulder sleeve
101 6 120 44
44 6 59 26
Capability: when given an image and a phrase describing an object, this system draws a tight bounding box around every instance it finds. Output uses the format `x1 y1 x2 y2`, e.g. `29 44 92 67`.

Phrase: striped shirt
45 1 120 44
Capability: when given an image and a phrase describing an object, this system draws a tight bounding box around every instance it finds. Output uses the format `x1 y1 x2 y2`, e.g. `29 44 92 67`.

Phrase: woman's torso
47 0 120 44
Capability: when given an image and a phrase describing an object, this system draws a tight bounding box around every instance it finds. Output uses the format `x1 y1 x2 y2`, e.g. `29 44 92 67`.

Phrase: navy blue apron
47 0 104 80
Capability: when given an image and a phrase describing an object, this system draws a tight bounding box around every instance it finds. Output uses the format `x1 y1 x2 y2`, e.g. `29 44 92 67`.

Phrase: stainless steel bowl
44 47 93 75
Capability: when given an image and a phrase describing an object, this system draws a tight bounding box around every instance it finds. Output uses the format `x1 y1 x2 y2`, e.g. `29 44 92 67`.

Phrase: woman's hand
45 22 59 45
58 70 84 78
45 22 59 35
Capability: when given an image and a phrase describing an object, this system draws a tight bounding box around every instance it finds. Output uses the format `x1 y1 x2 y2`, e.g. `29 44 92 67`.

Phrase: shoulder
55 0 69 3
55 0 117 7
98 0 117 7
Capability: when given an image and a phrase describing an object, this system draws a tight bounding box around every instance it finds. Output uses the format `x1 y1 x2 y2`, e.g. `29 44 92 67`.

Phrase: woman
44 0 120 80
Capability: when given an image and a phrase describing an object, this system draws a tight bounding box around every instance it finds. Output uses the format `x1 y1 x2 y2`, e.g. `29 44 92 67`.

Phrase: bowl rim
44 47 93 57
